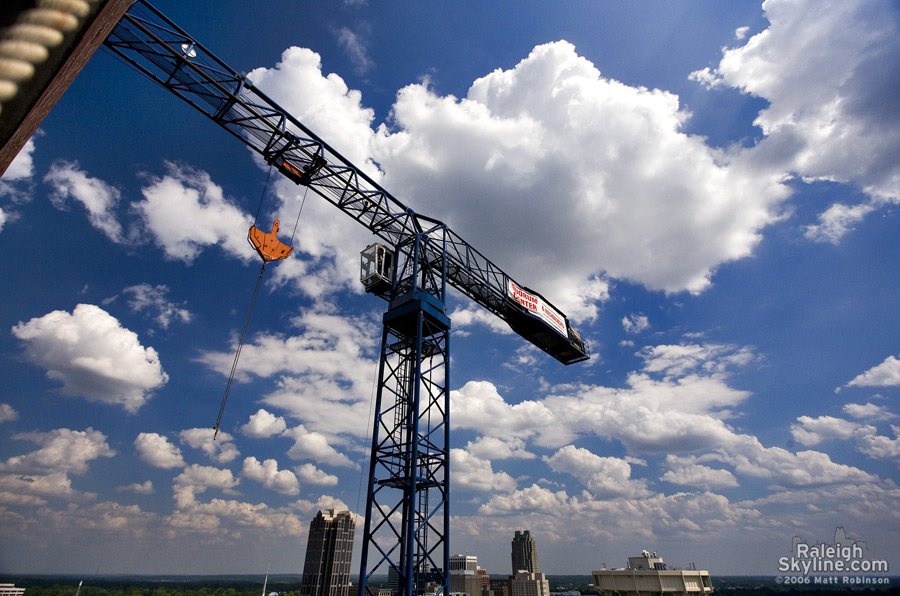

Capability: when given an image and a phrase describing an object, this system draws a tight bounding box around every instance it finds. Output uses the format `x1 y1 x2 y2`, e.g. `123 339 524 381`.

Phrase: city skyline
2 0 900 578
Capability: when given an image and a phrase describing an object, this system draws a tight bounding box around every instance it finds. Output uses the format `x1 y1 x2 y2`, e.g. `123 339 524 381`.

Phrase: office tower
300 510 356 596
511 530 540 575
509 572 549 596
450 554 484 596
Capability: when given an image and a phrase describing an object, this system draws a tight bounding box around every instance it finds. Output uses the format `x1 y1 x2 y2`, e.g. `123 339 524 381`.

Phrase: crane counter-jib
103 0 590 365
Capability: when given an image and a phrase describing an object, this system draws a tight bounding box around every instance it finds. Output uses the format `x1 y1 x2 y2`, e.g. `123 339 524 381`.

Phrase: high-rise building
511 530 540 575
449 554 484 596
300 509 356 596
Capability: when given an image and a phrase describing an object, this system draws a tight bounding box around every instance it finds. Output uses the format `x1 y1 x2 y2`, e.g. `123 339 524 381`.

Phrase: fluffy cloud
0 471 74 504
452 339 880 493
693 0 900 241
854 425 900 462
335 26 373 76
1 428 115 474
846 354 900 388
200 309 378 437
451 380 563 447
2 138 35 181
544 445 650 499
295 463 338 486
465 436 535 460
241 409 288 438
478 483 571 516
371 40 788 308
843 402 896 420
117 480 154 495
122 284 192 330
248 47 378 171
450 304 516 337
135 432 185 469
622 314 650 335
172 464 240 509
242 457 300 495
44 161 125 243
0 428 115 506
1 137 36 204
134 163 253 263
0 403 18 423
12 304 169 412
451 342 753 455
713 435 878 488
284 425 355 468
243 36 792 316
451 448 517 492
661 456 739 491
180 428 239 464
791 415 860 446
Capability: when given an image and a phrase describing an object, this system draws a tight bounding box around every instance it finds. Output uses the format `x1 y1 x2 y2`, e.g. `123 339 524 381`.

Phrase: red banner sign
507 281 567 337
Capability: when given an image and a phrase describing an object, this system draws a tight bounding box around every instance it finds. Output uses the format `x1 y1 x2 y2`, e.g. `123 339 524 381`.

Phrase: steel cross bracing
103 1 588 366
358 229 452 596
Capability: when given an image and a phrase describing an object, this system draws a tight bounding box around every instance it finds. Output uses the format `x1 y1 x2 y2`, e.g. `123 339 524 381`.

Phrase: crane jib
103 0 589 366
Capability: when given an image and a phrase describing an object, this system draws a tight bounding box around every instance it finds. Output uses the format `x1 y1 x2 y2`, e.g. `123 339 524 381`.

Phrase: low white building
592 551 713 595
0 585 25 596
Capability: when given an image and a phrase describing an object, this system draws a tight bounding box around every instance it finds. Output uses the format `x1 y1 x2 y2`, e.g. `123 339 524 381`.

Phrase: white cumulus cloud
295 463 338 486
134 163 253 263
180 428 239 464
12 304 169 412
134 432 185 469
662 455 739 490
241 409 288 438
122 284 192 330
0 403 18 423
44 161 126 243
242 456 300 495
2 428 115 474
791 415 860 446
846 354 900 388
451 448 517 492
693 0 900 241
544 445 650 499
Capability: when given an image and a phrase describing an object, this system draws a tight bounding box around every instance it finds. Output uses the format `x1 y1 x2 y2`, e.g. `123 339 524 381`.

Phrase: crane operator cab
360 243 394 298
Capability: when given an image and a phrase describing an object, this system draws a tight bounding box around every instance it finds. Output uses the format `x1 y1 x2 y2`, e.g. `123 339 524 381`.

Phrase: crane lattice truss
103 4 590 596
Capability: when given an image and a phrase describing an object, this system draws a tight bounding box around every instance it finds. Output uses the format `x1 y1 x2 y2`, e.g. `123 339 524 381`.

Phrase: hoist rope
288 183 311 247
213 261 267 439
213 165 307 439
254 165 274 226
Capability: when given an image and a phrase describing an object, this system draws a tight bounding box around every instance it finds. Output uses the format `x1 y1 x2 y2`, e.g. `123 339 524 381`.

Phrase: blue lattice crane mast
102 3 590 596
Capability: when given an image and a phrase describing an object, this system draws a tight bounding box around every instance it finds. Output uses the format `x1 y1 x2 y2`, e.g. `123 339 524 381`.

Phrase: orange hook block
248 219 293 262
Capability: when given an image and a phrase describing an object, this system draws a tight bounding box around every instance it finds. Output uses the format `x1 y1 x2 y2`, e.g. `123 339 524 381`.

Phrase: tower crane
102 3 590 596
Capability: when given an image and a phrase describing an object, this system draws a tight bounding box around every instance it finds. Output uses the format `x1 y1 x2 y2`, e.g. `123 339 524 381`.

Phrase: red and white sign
507 280 567 338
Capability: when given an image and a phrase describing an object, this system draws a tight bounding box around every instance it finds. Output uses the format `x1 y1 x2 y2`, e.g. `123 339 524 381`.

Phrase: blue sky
2 0 899 579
